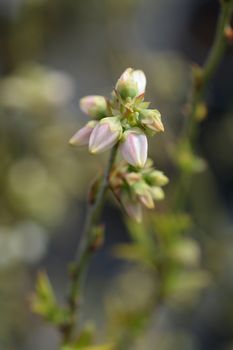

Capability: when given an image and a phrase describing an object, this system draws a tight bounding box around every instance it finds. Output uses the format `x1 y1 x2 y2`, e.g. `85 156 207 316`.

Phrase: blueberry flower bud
120 129 148 168
121 195 142 222
146 170 169 187
140 109 164 133
133 183 154 209
115 68 146 100
69 121 97 146
124 172 142 186
150 187 165 201
89 116 122 154
80 95 107 118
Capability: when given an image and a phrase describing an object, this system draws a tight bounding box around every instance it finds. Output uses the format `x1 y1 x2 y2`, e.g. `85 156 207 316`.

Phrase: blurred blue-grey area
0 0 233 349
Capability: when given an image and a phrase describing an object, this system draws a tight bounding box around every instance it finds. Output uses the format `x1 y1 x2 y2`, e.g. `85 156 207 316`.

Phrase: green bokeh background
0 0 233 349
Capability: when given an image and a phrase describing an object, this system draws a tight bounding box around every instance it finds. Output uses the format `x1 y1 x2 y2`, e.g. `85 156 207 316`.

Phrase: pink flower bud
69 121 97 146
125 202 142 222
121 195 142 222
80 95 107 118
120 130 148 168
115 68 146 99
89 117 122 154
133 183 154 209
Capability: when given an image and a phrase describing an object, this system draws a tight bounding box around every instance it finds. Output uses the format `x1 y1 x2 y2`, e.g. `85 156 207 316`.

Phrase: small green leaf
31 271 69 326
74 324 95 347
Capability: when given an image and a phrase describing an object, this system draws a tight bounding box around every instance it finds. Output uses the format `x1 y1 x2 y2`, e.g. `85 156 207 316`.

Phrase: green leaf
74 324 95 347
31 271 69 326
35 270 56 303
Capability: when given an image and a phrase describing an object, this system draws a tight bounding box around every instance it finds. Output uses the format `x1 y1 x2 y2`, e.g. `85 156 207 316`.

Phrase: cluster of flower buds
70 68 168 221
109 159 169 222
69 68 164 168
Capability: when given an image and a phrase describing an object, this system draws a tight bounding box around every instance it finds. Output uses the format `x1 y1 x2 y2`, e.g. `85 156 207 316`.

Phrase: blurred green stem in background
174 0 233 210
189 0 233 137
62 143 119 344
115 1 233 348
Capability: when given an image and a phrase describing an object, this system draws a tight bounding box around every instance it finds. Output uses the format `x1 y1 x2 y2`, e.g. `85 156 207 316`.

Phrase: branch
61 143 119 344
187 0 233 139
174 0 233 209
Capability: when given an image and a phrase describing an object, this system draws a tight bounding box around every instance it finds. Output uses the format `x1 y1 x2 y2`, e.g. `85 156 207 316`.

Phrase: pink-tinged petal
131 70 146 95
88 124 119 154
89 117 122 154
124 201 143 222
69 121 97 146
80 95 107 118
120 131 148 168
138 192 154 209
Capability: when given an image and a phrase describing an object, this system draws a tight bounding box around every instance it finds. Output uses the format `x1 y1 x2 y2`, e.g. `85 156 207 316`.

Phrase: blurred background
0 0 233 349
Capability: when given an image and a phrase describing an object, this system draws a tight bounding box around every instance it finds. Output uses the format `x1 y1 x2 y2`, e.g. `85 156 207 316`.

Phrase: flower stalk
62 143 119 344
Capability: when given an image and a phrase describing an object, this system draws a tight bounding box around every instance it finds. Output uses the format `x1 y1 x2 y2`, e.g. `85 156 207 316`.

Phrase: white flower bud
89 116 122 154
115 68 146 100
131 70 146 96
69 121 97 146
80 95 107 118
120 129 148 168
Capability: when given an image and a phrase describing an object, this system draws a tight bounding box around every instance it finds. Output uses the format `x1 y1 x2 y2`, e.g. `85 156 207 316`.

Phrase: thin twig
174 0 233 209
62 143 119 344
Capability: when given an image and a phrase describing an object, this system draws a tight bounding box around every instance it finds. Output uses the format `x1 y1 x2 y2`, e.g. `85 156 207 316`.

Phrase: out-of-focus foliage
0 60 106 347
0 264 29 348
0 0 233 349
31 271 69 326
105 213 210 348
0 63 103 260
62 344 114 350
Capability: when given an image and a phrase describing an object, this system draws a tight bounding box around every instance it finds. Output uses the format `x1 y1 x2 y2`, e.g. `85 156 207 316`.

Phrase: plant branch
62 143 119 344
187 0 233 139
174 0 233 209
